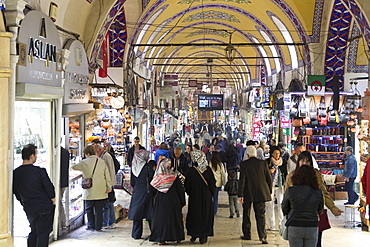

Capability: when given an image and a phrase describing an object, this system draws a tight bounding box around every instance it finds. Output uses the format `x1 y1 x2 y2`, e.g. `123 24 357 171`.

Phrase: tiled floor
45 189 370 247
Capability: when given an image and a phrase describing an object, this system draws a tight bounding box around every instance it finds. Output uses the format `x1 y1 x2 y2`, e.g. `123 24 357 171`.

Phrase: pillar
0 13 13 247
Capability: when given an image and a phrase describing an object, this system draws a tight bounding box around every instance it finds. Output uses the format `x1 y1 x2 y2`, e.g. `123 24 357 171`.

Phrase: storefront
13 10 63 244
60 39 93 234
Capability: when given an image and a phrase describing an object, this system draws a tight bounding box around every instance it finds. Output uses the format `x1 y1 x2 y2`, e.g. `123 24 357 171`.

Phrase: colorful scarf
271 157 283 187
132 150 150 177
150 158 177 193
191 150 208 173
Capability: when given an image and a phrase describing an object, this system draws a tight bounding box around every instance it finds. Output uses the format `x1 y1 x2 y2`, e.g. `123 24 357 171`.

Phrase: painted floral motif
183 10 240 23
186 29 229 38
178 0 251 3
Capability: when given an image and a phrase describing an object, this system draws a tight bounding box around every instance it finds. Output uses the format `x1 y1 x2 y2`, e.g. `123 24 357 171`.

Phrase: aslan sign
27 18 57 63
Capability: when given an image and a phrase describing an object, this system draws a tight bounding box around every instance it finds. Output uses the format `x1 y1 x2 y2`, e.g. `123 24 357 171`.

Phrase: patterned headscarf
191 150 208 173
132 150 150 177
150 158 177 193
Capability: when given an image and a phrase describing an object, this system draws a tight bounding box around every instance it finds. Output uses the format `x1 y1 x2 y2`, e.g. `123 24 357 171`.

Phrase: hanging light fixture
225 31 236 64
126 117 133 123
124 112 130 119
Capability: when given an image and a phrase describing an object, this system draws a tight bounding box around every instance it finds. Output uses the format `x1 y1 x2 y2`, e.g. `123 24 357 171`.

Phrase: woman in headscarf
149 158 186 245
185 150 216 244
128 150 155 239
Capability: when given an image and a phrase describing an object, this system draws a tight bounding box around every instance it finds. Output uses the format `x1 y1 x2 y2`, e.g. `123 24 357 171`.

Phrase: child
224 170 239 218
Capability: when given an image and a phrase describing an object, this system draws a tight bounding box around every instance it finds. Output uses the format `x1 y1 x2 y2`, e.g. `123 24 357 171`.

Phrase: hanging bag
318 96 327 117
280 189 315 240
290 96 299 119
328 96 337 126
309 97 318 120
82 158 99 189
299 96 307 117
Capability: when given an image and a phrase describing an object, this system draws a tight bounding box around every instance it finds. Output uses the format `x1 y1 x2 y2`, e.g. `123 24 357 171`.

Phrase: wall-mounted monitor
198 94 224 111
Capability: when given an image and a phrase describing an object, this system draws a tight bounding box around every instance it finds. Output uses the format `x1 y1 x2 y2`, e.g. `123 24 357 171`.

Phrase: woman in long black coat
185 150 216 245
128 150 155 239
150 158 186 245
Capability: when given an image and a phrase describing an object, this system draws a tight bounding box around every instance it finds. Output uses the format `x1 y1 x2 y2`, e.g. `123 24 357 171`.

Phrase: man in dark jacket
238 146 272 245
127 137 146 167
13 144 56 246
171 146 188 176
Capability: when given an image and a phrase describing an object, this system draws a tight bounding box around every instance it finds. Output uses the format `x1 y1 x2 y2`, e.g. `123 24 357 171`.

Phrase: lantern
117 132 123 137
351 127 357 133
224 33 236 64
121 127 127 132
347 120 355 126
124 112 130 119
350 114 357 119
357 134 364 140
356 107 364 113
126 118 133 123
117 138 122 143
118 108 125 114
125 122 131 128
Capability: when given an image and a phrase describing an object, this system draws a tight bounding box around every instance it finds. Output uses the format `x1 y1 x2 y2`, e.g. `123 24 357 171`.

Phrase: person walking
266 146 288 231
238 146 272 244
127 137 146 167
225 141 239 174
343 146 359 205
128 150 155 239
224 170 240 218
154 142 170 164
282 165 324 247
185 150 216 244
71 145 112 231
285 151 342 247
209 151 226 215
13 144 56 247
149 158 186 245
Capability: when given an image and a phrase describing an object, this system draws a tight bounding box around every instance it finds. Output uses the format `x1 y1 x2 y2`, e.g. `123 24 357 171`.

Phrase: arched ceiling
130 0 316 92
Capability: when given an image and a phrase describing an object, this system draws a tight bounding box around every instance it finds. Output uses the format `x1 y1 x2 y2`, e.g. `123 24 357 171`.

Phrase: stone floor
46 189 370 247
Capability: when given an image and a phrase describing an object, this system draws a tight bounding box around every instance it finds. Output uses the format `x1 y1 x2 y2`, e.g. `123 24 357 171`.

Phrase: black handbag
108 187 116 202
318 96 327 117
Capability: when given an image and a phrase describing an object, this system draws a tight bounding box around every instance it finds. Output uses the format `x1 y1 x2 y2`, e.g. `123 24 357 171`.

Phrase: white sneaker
108 223 116 229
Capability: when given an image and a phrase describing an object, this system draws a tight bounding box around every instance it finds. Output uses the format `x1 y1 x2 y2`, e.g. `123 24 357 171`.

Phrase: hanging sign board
17 11 62 87
63 39 90 104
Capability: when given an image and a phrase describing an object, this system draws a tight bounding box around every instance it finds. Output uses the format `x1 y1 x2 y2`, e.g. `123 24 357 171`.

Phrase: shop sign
63 39 90 104
280 115 290 128
17 11 62 87
283 93 291 111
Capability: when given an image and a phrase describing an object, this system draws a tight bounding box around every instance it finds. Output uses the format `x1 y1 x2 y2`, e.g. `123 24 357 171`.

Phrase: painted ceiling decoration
108 9 127 67
85 0 370 94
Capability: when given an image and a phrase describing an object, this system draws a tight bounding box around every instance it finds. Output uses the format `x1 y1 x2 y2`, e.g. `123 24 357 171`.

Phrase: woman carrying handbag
282 165 324 246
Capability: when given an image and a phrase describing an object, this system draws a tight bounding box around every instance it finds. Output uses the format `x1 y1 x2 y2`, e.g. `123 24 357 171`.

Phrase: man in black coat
13 144 56 246
127 137 146 167
238 146 272 245
171 146 188 177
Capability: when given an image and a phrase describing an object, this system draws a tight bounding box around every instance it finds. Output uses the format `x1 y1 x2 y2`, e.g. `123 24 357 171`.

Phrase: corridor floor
48 189 370 247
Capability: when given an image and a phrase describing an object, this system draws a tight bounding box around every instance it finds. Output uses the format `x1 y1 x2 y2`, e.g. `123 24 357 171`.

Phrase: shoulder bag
280 188 314 240
82 158 98 189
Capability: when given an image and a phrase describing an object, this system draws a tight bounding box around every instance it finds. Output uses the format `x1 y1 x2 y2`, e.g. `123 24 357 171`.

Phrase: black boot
199 237 207 244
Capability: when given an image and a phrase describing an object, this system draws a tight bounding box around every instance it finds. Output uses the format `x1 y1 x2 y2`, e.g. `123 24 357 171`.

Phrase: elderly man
238 146 272 245
287 143 318 174
343 146 359 205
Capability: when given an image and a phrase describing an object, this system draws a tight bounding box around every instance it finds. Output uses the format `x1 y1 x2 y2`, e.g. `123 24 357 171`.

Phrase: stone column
0 13 13 247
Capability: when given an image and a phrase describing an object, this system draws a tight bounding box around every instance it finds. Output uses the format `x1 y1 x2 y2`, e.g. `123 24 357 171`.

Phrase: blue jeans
345 177 359 203
228 195 239 217
288 226 318 247
213 187 221 215
103 200 116 226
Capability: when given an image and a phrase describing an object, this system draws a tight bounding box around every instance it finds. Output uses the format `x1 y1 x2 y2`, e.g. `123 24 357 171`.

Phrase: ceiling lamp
225 32 236 64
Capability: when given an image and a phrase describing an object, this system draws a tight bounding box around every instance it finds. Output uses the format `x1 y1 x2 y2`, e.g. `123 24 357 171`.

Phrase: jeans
345 177 359 203
85 199 105 230
288 226 318 247
242 201 266 240
213 187 221 215
26 205 55 247
266 186 284 230
228 195 239 217
103 200 116 226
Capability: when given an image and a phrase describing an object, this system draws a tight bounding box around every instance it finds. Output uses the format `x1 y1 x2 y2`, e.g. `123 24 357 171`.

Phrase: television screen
198 94 224 111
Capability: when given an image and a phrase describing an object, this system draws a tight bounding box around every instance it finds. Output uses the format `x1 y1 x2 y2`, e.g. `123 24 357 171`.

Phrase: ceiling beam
154 64 263 66
132 42 306 47
145 56 280 60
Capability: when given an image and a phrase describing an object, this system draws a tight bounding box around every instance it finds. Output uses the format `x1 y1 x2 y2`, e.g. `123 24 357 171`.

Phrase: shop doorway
13 101 52 246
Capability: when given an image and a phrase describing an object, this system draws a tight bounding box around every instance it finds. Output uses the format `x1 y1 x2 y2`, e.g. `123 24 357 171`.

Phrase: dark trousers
26 205 55 247
316 231 322 247
132 219 151 239
345 177 359 203
85 199 106 230
242 201 266 240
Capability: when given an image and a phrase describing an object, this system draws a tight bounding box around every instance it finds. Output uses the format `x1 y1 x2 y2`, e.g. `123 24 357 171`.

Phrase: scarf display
271 157 283 187
191 150 208 173
131 150 150 177
150 158 177 193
